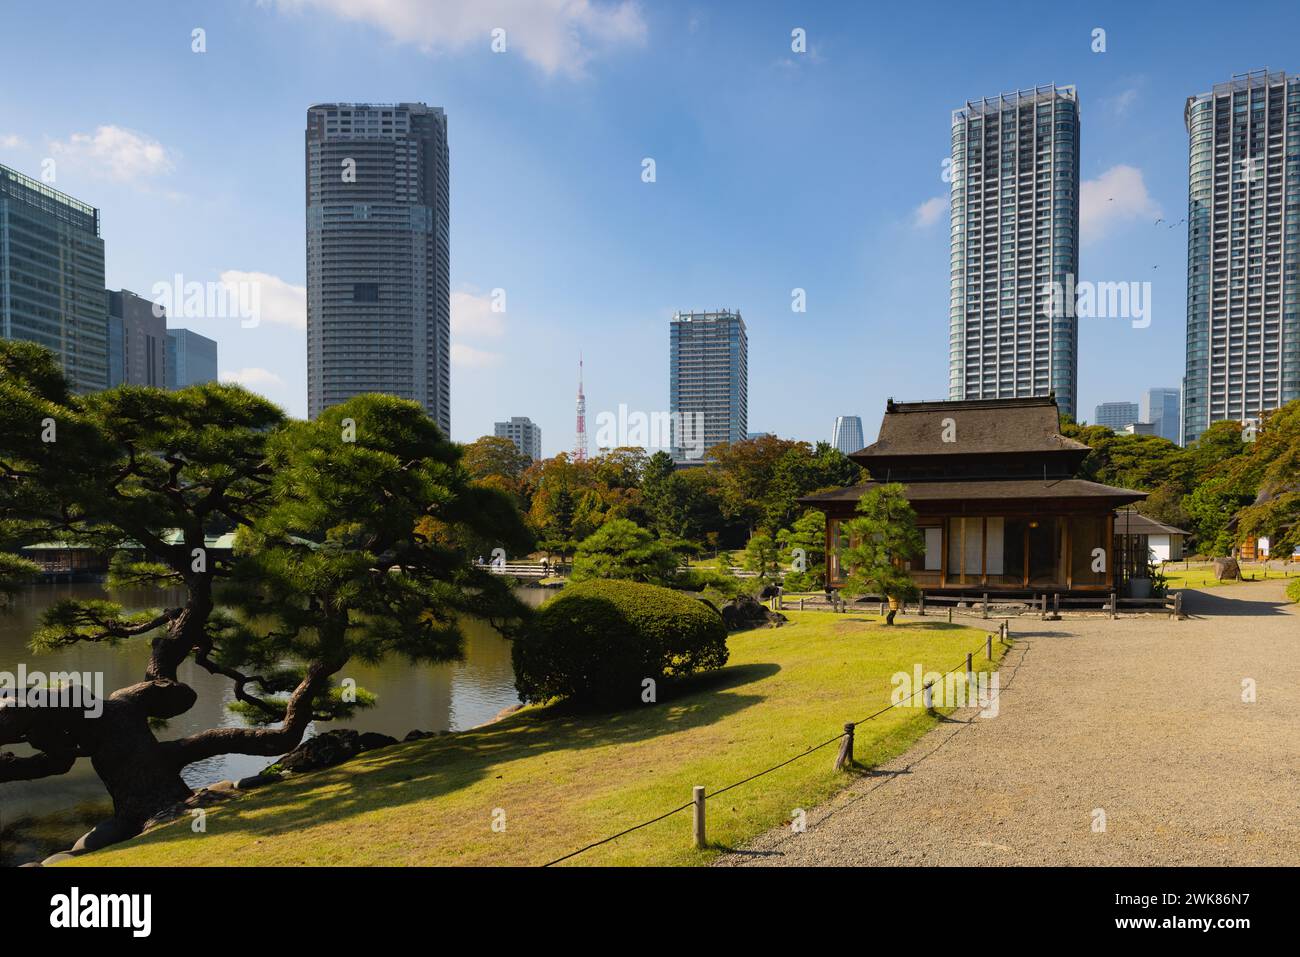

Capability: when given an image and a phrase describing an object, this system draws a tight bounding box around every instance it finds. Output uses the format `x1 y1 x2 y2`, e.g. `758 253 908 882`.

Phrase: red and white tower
573 355 588 461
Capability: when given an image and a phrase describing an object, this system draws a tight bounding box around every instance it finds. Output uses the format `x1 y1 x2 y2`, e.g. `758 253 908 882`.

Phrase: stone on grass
70 817 141 854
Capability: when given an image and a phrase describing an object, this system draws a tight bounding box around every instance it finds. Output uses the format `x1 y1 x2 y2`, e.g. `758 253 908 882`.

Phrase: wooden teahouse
802 396 1147 596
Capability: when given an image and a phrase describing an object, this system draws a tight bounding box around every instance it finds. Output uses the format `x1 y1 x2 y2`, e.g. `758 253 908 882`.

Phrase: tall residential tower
949 85 1081 420
1183 70 1300 444
669 309 748 459
305 103 451 433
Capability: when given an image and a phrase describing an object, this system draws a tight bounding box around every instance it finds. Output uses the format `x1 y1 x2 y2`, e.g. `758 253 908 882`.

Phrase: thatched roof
851 395 1088 463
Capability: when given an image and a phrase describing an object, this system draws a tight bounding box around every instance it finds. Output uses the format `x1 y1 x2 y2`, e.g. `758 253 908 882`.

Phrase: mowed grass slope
79 611 1005 867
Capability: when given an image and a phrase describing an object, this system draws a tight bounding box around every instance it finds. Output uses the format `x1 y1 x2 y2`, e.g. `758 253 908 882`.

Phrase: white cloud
912 196 947 228
271 0 647 77
221 367 286 388
219 271 306 329
1110 87 1139 116
48 125 175 182
0 134 27 150
451 343 504 369
451 289 505 339
451 288 505 367
1080 165 1160 244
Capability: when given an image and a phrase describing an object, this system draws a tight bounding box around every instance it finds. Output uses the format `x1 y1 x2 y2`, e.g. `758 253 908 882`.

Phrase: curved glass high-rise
1183 71 1300 445
949 85 1080 421
831 415 864 454
306 103 451 434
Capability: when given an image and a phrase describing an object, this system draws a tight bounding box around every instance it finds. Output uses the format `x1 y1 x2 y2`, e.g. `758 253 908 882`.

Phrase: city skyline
3 3 1300 453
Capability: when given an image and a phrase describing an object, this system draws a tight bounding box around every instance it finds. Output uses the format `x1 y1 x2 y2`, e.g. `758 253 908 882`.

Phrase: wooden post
1174 591 1183 620
918 592 926 616
923 680 934 713
1109 592 1117 619
982 593 989 618
692 786 706 849
833 723 855 771
947 606 953 624
1040 594 1047 620
879 600 886 617
1052 592 1060 618
799 597 805 611
986 633 993 660
965 651 974 689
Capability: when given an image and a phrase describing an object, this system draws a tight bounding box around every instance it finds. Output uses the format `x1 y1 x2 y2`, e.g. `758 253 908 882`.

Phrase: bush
512 579 729 707
1287 578 1300 604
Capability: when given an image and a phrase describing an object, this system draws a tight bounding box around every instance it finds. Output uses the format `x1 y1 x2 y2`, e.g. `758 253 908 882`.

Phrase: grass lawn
1160 563 1297 590
76 610 1006 867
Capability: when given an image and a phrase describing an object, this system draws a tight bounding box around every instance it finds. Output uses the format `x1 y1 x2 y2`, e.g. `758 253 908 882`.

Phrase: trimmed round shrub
512 579 729 707
1287 577 1300 604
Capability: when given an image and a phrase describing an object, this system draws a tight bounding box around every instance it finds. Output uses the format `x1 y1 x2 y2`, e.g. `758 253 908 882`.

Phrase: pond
0 582 547 864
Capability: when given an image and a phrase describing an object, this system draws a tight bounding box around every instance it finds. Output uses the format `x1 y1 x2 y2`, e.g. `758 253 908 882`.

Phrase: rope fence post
986 633 993 660
947 606 953 624
918 592 926 616
834 723 855 771
923 679 934 714
1109 591 1118 619
692 786 706 850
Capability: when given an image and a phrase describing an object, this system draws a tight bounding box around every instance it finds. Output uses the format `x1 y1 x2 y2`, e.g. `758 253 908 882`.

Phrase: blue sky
1 0 1297 454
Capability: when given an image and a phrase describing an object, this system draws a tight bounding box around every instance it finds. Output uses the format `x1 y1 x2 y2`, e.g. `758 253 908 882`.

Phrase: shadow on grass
120 659 781 853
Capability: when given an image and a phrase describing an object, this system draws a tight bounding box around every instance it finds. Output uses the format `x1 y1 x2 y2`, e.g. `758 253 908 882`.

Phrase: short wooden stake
982 593 989 619
918 593 926 616
1109 592 1118 619
923 680 934 713
947 606 953 624
692 786 706 849
799 597 805 610
986 633 993 660
834 722 855 771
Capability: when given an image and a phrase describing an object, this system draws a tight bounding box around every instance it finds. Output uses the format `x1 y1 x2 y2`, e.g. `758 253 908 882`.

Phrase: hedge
512 579 729 707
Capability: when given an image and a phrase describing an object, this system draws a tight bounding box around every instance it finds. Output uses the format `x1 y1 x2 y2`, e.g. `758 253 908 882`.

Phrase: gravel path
717 580 1300 866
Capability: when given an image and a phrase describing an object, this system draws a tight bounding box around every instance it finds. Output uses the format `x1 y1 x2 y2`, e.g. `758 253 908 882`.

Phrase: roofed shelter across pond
802 396 1147 595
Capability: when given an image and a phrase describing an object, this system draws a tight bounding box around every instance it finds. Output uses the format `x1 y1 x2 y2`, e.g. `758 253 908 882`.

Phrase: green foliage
1286 579 1300 604
777 509 826 590
743 531 780 579
216 394 534 721
569 518 680 586
839 483 922 620
511 579 728 706
1226 401 1300 555
0 552 39 603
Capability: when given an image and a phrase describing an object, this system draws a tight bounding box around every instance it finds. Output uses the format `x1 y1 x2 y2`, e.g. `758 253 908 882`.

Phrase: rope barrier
541 628 1008 866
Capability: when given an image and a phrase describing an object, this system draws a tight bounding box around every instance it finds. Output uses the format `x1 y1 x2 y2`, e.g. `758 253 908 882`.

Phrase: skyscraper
1183 70 1300 445
831 415 864 454
1094 401 1140 431
669 309 748 459
949 85 1081 420
166 328 218 389
305 103 450 434
1141 386 1182 444
0 163 107 393
495 416 542 461
107 289 167 388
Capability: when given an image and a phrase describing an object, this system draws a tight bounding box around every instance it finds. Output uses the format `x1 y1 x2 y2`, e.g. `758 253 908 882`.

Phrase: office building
1183 70 1300 444
1141 386 1182 444
1094 401 1139 431
669 309 748 459
495 416 542 461
107 289 167 388
831 415 864 455
0 163 107 392
305 102 451 434
949 84 1081 420
166 328 218 388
